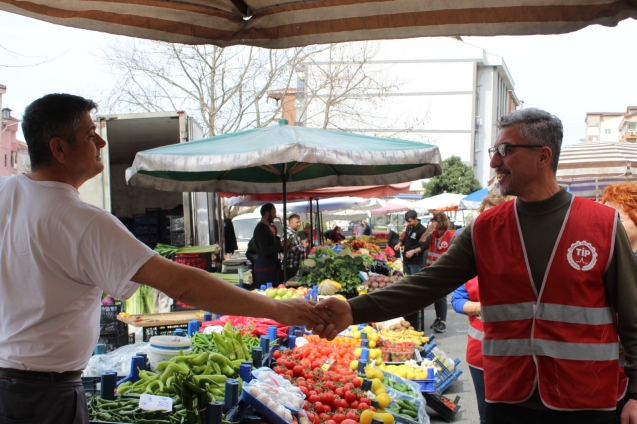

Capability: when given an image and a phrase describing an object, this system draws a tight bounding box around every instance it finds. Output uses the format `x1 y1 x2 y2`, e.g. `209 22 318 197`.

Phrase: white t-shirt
0 174 157 372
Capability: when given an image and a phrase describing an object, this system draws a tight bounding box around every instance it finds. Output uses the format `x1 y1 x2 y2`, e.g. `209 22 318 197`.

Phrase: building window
1 109 9 119
10 151 17 169
3 155 6 167
628 122 637 130
605 129 611 134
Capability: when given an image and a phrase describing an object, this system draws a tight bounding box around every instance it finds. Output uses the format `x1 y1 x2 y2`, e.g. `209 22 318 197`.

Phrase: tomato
273 366 286 375
321 393 335 407
284 359 296 370
351 378 361 388
342 420 358 424
335 387 344 396
344 391 357 404
369 406 376 412
360 397 371 406
293 353 302 361
357 403 369 410
331 398 344 409
325 381 336 391
319 414 331 422
306 412 319 424
272 350 281 359
293 365 304 377
322 405 332 413
303 401 309 410
299 386 310 397
349 401 359 409
336 407 345 414
345 412 359 421
333 414 346 423
276 357 286 366
297 380 307 387
308 395 321 404
311 361 322 369
285 370 294 378
344 383 354 391
325 420 337 424
313 402 325 414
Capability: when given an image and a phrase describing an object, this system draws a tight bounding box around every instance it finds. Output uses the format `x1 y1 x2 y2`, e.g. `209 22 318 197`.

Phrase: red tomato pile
290 335 359 367
272 349 375 424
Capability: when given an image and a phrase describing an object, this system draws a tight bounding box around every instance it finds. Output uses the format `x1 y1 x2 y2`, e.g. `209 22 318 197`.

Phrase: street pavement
421 300 480 424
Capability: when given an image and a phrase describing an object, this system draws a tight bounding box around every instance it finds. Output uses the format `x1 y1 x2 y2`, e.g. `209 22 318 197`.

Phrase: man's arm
133 255 328 328
314 225 478 338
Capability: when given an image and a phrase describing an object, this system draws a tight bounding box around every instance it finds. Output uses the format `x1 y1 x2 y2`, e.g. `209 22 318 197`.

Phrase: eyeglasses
488 143 543 159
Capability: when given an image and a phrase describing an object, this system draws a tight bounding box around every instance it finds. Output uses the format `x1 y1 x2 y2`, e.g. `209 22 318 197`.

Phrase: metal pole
309 197 314 247
315 199 321 244
282 174 288 284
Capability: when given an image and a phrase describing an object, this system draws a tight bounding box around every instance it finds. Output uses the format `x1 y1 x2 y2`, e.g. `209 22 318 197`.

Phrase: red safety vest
464 277 483 370
473 196 622 410
425 230 455 267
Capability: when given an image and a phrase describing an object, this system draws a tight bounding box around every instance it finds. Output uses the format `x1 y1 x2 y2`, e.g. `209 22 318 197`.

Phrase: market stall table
117 310 203 342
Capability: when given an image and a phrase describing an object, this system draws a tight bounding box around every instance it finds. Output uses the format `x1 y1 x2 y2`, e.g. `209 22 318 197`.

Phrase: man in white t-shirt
0 94 328 423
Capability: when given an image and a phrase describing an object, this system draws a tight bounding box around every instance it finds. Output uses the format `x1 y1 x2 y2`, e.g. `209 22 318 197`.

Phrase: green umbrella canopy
126 119 442 193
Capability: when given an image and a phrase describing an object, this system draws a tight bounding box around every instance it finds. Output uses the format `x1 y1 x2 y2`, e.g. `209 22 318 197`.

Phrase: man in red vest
314 108 637 424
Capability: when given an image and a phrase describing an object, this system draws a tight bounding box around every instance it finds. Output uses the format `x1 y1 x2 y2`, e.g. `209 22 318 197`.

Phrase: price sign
139 394 173 412
321 359 335 371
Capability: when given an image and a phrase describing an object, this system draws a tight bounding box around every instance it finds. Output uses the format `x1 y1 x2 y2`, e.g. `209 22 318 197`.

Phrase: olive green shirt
349 188 637 396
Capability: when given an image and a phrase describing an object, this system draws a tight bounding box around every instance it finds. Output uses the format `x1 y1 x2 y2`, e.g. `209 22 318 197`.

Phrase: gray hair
497 108 563 172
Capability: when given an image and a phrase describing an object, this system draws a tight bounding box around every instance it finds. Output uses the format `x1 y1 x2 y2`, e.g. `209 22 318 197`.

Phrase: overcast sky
1 12 635 145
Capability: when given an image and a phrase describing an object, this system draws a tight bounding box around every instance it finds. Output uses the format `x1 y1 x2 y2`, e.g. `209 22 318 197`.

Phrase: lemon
352 331 361 339
369 333 379 342
365 366 376 379
371 378 383 393
375 393 391 409
354 348 362 357
406 370 415 380
350 360 359 370
396 368 408 378
374 369 384 380
368 340 377 348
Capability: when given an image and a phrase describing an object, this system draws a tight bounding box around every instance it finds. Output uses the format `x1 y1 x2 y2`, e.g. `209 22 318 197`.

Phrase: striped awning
0 1 636 48
557 141 637 199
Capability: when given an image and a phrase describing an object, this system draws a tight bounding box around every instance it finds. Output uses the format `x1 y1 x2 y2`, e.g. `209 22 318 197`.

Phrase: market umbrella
410 193 466 212
126 118 442 281
370 202 410 216
2 1 635 48
458 188 489 210
557 141 637 199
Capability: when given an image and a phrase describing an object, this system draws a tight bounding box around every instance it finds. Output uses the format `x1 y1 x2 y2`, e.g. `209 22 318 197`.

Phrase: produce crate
170 216 185 232
432 357 462 394
100 304 122 333
98 327 129 353
82 376 101 396
170 232 185 247
174 253 209 271
132 214 149 226
423 393 461 422
142 324 189 341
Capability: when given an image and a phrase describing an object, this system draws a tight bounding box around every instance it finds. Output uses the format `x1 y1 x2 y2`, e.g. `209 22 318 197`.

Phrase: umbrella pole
316 199 321 244
309 197 314 247
282 174 289 284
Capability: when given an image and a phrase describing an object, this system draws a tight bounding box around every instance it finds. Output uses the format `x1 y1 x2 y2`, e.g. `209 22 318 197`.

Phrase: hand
274 299 331 330
394 243 401 251
405 249 414 259
429 221 438 229
301 239 309 246
312 297 353 340
621 399 637 424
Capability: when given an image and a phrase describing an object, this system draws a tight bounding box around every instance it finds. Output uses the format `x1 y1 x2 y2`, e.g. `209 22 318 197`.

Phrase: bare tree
100 41 321 136
297 41 429 138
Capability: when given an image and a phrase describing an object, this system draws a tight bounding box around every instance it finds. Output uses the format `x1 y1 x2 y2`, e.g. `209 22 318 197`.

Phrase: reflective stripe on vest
483 339 619 361
468 325 484 341
482 302 614 325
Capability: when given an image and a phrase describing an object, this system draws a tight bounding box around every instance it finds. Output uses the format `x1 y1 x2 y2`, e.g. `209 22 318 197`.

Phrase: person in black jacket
252 203 283 287
393 210 428 330
386 224 401 259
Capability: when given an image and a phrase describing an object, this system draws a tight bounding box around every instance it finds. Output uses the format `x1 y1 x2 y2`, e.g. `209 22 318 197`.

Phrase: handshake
274 297 355 340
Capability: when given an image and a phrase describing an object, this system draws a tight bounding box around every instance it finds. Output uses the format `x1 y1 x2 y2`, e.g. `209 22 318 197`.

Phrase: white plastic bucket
148 335 192 370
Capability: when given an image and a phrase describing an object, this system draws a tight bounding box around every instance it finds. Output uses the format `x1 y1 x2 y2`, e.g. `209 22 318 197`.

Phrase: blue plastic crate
433 357 463 394
412 378 436 393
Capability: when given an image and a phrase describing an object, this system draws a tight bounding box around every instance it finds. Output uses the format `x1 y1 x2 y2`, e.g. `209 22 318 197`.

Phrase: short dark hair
260 203 275 217
405 210 418 220
497 108 563 172
288 214 300 222
21 94 98 169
